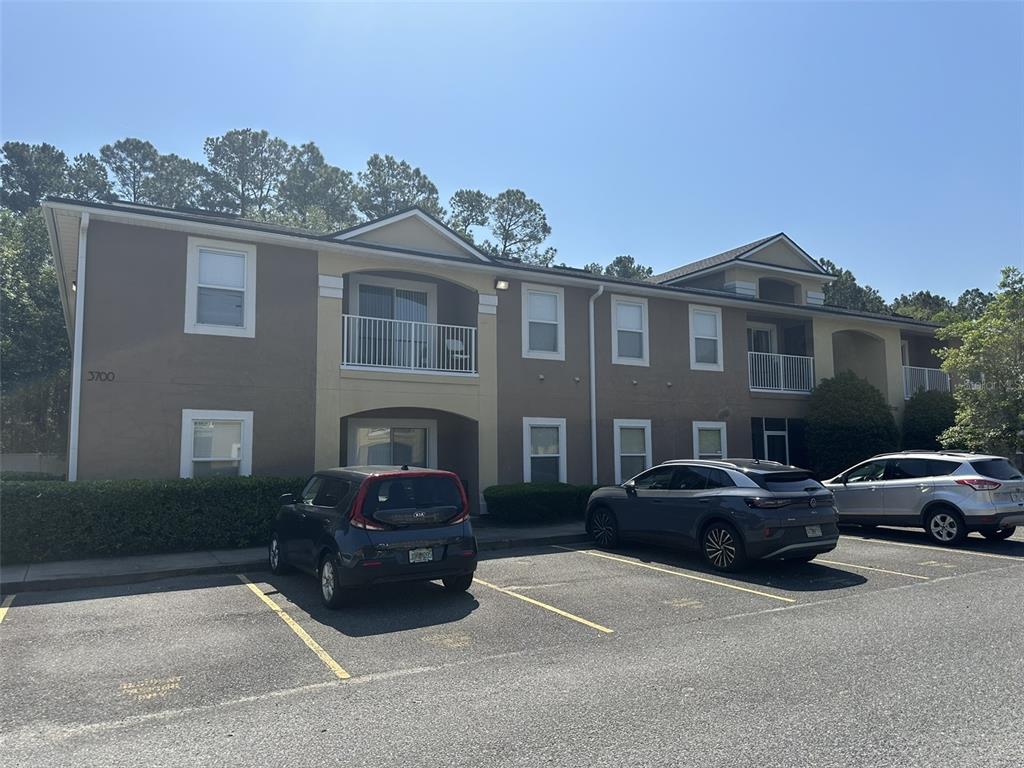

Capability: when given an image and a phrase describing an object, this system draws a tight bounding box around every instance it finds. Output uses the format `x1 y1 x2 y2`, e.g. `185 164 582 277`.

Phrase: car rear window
364 475 464 516
753 471 824 492
970 459 1023 481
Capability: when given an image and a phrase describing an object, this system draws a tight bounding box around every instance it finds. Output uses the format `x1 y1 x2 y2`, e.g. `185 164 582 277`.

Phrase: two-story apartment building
41 197 949 509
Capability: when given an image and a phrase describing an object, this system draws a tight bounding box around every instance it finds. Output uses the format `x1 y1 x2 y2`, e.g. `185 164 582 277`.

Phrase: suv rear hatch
967 459 1024 509
358 473 468 528
748 471 837 526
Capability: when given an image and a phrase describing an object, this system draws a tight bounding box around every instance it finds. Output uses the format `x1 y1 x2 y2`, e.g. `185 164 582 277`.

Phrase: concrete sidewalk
0 518 587 593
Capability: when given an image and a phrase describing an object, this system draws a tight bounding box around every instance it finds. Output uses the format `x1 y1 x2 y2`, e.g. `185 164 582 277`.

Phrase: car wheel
319 553 347 609
442 573 474 592
588 506 619 548
925 508 966 545
268 533 290 575
982 527 1015 541
701 522 747 572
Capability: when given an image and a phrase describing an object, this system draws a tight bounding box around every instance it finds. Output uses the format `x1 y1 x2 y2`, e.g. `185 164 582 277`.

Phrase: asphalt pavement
2 527 1023 767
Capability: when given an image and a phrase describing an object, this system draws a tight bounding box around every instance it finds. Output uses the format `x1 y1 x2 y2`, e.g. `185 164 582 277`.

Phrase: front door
834 460 886 521
622 466 677 539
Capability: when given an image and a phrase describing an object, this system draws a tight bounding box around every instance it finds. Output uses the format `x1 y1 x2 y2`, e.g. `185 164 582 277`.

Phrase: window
185 237 257 338
969 459 1023 481
522 284 565 360
746 323 777 354
845 461 885 483
523 417 567 482
692 421 727 460
633 466 676 489
611 296 649 365
689 305 723 371
751 417 809 468
179 409 253 478
702 468 735 489
613 419 652 483
350 274 436 322
347 419 436 467
674 466 709 491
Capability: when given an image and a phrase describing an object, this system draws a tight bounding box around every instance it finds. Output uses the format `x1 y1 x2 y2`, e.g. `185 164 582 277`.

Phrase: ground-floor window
613 419 652 483
179 409 253 478
751 417 808 467
523 417 566 483
347 418 436 467
692 421 727 460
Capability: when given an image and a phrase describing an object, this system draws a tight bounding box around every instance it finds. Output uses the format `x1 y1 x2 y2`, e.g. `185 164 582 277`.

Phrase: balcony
903 365 950 399
748 351 815 394
342 314 477 376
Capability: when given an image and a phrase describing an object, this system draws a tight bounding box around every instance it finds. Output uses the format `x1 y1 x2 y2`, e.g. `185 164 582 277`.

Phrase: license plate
408 548 433 564
805 525 822 538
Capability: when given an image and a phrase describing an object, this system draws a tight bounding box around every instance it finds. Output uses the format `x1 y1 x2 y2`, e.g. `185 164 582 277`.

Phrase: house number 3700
87 371 116 382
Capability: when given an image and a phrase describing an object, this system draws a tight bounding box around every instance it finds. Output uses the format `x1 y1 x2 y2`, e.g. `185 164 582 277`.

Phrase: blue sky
3 1 1022 299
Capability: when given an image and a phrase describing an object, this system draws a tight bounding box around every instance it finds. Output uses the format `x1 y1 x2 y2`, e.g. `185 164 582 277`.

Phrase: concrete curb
2 532 589 594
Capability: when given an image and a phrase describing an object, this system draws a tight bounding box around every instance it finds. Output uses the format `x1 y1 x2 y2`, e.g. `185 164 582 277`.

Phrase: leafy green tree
203 129 290 217
901 390 956 450
143 154 209 209
603 255 653 280
67 154 113 201
99 138 158 202
890 290 955 322
806 371 899 478
937 267 1024 457
480 188 553 265
1 142 68 212
447 189 491 237
954 287 994 321
278 143 357 229
818 258 888 314
355 154 443 220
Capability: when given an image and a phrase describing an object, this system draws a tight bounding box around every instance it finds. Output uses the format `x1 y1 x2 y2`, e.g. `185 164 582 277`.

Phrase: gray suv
824 452 1024 545
585 459 839 572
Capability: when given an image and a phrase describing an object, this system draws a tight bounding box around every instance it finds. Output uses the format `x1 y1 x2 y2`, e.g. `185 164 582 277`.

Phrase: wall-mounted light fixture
495 279 510 291
71 281 77 292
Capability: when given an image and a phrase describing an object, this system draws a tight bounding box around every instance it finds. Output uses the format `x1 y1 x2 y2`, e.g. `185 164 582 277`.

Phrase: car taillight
745 497 792 509
349 481 388 531
447 479 471 525
956 478 1001 491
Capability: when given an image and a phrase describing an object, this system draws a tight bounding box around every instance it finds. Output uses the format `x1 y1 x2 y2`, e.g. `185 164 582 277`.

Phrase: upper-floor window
185 237 257 338
611 296 649 366
522 284 565 360
689 305 723 371
179 409 253 478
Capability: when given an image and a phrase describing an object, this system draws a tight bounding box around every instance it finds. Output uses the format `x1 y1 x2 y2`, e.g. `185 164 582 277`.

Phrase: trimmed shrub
574 485 602 517
1 475 304 564
806 371 899 479
901 390 956 451
0 471 64 482
483 483 587 523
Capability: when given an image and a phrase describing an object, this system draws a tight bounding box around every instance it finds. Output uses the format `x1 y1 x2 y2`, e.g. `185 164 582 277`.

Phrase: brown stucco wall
76 220 318 479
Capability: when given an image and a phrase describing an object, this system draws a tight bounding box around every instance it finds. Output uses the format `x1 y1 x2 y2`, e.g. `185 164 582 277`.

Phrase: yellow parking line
815 558 930 580
850 536 1023 562
236 575 350 680
473 578 614 634
0 594 14 624
554 547 796 604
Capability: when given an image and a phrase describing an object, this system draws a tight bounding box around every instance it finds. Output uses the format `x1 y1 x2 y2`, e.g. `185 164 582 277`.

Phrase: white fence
342 315 477 374
903 365 951 399
748 351 815 393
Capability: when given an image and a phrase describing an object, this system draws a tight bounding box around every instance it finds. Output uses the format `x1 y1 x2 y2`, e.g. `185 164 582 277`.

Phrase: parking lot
3 527 1024 767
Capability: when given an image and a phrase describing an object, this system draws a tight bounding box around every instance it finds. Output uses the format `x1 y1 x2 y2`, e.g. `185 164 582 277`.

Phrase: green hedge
902 390 956 451
483 482 604 523
0 471 64 482
1 476 304 564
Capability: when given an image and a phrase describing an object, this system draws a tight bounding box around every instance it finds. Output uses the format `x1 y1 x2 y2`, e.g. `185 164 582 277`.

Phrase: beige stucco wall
348 217 476 259
812 315 905 414
314 248 498 501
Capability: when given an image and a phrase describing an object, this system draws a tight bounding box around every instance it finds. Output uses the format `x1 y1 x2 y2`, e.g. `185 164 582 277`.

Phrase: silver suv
824 452 1024 545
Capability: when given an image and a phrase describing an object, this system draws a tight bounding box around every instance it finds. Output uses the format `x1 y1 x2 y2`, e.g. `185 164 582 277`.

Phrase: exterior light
495 279 510 291
71 281 77 292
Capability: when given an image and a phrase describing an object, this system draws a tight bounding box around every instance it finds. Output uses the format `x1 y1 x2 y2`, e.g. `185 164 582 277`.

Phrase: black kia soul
269 466 477 608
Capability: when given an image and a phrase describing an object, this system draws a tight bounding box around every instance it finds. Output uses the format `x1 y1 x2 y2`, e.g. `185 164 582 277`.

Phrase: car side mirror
279 492 296 505
624 481 637 496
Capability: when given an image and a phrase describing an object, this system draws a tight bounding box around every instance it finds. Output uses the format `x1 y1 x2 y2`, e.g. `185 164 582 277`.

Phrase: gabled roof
651 232 830 284
326 206 490 262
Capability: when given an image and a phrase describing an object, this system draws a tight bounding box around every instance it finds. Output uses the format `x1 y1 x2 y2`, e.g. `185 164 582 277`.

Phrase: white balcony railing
903 365 950 399
342 314 477 375
748 351 815 394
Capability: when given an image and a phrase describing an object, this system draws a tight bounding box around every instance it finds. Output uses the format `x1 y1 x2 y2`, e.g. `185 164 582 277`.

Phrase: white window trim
184 237 257 338
346 417 438 468
180 409 253 478
689 304 724 372
522 417 567 483
746 321 777 353
521 283 565 360
692 420 728 460
611 295 650 366
348 273 438 324
613 418 653 484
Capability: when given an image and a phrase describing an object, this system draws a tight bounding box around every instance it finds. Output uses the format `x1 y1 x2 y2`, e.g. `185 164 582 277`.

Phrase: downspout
588 284 605 484
67 212 90 481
